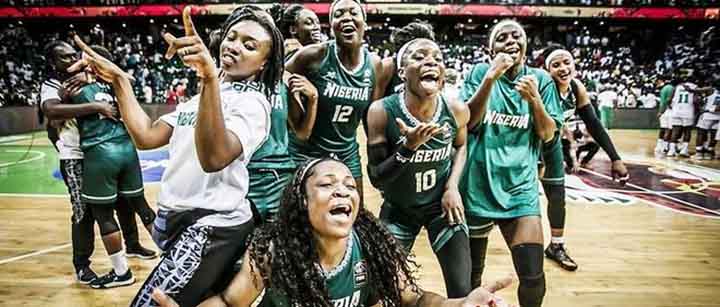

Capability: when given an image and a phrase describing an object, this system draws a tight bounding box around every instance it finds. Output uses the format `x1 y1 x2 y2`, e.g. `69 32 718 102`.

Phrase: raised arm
464 54 514 131
287 73 319 141
517 74 557 142
163 7 244 172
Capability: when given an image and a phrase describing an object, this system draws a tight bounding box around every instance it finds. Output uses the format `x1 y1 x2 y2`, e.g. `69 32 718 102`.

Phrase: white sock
109 250 129 275
668 143 677 153
551 236 565 245
682 142 690 152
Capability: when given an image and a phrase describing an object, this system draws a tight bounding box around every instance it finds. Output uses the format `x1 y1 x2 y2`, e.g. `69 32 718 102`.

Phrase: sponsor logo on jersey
323 82 371 101
353 260 367 287
176 111 197 127
483 110 530 129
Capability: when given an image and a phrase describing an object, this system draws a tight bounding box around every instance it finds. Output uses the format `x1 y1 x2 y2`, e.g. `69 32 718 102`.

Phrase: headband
545 49 574 69
488 20 525 49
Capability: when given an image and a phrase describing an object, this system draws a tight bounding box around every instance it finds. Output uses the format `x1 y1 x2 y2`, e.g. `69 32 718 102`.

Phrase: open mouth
329 203 352 217
419 70 441 89
558 72 571 80
311 31 324 41
340 24 356 36
221 51 237 65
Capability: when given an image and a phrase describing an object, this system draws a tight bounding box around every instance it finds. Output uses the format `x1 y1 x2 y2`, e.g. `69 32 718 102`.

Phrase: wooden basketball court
1 129 719 306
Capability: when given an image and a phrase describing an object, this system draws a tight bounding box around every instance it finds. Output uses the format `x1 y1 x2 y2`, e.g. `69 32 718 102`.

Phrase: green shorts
81 139 144 204
379 201 468 253
247 168 294 222
289 147 363 179
540 135 565 186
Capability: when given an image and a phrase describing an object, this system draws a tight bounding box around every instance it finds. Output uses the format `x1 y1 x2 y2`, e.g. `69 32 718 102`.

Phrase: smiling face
52 42 78 76
219 20 272 81
548 53 576 87
490 23 527 67
294 9 324 46
400 39 445 97
305 160 360 239
330 0 365 46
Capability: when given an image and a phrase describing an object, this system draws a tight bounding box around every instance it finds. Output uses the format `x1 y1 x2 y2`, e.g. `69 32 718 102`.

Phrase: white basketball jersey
671 82 697 118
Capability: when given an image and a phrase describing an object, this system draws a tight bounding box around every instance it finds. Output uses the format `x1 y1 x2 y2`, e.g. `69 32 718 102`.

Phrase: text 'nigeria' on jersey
483 110 530 129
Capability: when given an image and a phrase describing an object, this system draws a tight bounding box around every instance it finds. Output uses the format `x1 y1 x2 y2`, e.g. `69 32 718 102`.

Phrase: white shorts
696 113 720 130
659 111 672 129
671 117 696 127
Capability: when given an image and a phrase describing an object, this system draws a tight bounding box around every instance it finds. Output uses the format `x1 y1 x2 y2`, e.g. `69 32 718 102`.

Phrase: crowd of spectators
0 18 716 110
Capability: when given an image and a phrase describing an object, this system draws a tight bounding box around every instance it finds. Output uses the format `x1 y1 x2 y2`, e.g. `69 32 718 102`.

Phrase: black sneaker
76 267 98 284
126 245 158 260
545 243 578 271
89 269 135 289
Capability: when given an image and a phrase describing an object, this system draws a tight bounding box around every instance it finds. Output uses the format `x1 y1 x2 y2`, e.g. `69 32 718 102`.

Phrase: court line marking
581 167 720 217
0 193 68 198
0 150 46 168
0 243 71 265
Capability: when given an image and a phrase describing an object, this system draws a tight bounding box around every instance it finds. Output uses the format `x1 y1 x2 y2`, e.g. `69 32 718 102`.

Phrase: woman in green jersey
540 44 629 272
270 4 326 59
459 20 563 307
366 38 472 298
285 0 393 198
152 158 514 307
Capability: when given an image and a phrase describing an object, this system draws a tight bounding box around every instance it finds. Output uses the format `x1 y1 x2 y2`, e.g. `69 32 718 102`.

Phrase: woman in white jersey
69 5 284 306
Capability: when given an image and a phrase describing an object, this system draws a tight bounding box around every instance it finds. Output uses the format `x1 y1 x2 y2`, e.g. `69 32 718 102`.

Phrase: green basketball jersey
659 84 674 109
249 83 295 170
258 231 371 307
458 64 563 219
381 93 457 207
383 59 403 98
289 41 376 157
70 82 130 150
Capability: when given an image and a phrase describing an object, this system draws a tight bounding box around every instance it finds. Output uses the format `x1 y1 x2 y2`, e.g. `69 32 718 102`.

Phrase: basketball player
152 158 515 307
40 41 154 286
694 81 720 159
270 4 325 59
380 21 436 97
62 45 158 289
667 74 700 157
285 0 392 198
459 20 563 307
366 38 472 298
540 44 629 271
655 74 674 155
68 5 283 305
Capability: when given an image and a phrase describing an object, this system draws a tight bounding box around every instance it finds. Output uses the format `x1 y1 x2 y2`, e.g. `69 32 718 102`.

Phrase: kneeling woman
154 158 513 307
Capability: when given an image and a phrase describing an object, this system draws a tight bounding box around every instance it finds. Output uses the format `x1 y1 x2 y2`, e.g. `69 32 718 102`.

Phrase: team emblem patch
353 260 367 287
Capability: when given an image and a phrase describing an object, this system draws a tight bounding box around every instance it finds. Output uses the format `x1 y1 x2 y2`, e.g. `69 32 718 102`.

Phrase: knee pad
127 196 156 225
543 183 566 229
94 207 120 236
511 243 546 307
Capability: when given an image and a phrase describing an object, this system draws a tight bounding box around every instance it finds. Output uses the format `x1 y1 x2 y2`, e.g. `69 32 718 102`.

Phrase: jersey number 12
332 105 353 123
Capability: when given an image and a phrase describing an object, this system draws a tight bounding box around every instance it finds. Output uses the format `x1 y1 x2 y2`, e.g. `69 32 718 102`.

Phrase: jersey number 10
415 169 437 193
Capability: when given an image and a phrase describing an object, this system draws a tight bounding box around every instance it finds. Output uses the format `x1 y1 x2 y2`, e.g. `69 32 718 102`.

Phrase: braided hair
221 5 284 97
248 158 420 307
390 20 435 53
267 4 305 40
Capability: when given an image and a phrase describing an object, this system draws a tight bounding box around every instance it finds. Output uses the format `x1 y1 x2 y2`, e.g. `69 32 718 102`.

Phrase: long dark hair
248 158 420 307
221 5 284 97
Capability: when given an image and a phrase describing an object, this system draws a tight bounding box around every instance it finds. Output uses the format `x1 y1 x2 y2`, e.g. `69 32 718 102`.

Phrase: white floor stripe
0 243 71 265
0 150 46 168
